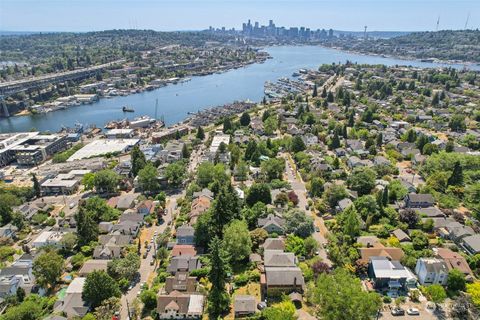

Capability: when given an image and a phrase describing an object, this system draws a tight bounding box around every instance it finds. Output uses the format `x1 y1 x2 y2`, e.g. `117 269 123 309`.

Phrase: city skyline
1 0 479 32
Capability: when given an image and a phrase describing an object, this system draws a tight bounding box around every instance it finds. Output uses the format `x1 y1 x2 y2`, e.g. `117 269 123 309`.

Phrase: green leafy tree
410 230 429 250
337 205 361 239
323 184 348 207
304 236 318 258
447 269 466 293
285 234 306 256
75 205 99 246
240 112 251 126
447 161 463 186
284 209 314 238
223 117 233 133
31 173 41 198
0 202 13 226
33 249 64 289
207 237 230 319
261 158 285 182
83 270 121 308
137 162 160 193
1 295 46 320
211 184 241 238
131 145 146 177
347 167 376 196
165 161 185 186
449 114 467 132
329 131 341 149
107 252 141 281
140 290 157 310
223 220 252 262
93 169 120 193
263 116 278 135
291 136 306 153
312 268 381 320
82 172 96 190
424 284 447 304
246 183 271 206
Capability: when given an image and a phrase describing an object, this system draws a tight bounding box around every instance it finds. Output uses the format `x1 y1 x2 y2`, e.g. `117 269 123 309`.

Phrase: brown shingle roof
359 247 404 263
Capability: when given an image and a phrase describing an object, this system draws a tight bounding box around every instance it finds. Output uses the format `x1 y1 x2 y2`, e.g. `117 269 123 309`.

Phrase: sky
1 0 479 32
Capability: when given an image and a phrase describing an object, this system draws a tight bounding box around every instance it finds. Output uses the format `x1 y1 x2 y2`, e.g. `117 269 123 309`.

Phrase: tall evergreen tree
207 237 230 319
312 84 318 97
239 112 251 127
211 184 240 238
321 87 327 98
348 111 355 127
75 206 99 246
131 145 146 177
382 186 389 206
330 131 341 149
31 173 41 198
196 126 205 140
447 161 463 186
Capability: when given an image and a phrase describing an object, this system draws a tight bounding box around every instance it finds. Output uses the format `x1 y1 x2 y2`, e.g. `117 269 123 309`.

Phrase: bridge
0 59 125 117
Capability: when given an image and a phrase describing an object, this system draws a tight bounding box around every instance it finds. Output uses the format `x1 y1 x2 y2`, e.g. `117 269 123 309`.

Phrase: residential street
281 153 332 266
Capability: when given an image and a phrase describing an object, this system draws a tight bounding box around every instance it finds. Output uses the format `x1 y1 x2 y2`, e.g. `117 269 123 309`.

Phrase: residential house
78 259 110 277
301 133 318 147
336 198 353 213
0 255 36 297
171 245 197 257
415 258 449 286
32 230 67 249
392 229 411 243
262 238 285 251
264 250 297 267
234 295 257 318
137 200 155 216
0 223 18 240
368 257 413 293
258 214 285 234
357 236 382 248
462 235 480 255
156 291 204 319
359 247 404 264
164 272 197 294
116 194 137 211
189 196 211 224
415 207 445 218
167 256 202 275
262 267 305 296
176 225 195 245
54 277 89 319
435 248 473 276
404 193 435 208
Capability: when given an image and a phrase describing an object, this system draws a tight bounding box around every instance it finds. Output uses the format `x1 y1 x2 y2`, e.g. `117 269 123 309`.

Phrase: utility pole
465 13 470 29
364 26 368 40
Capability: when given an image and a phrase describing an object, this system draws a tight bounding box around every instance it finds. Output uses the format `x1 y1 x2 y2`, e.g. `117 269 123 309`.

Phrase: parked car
150 259 155 266
407 308 420 315
143 252 148 259
391 307 405 316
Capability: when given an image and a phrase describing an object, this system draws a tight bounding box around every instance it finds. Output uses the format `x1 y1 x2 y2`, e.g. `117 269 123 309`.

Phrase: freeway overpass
0 59 125 117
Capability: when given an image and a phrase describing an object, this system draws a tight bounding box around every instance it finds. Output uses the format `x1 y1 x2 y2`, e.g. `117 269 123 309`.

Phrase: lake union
1 45 477 133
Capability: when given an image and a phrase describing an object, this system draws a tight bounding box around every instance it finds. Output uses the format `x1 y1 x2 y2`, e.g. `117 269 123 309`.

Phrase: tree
16 287 25 302
312 260 330 279
399 209 419 228
467 282 480 308
304 236 319 258
347 167 376 196
312 83 318 97
60 233 77 253
165 161 185 186
33 249 64 289
447 269 466 293
261 299 297 320
75 205 99 246
93 169 120 194
131 145 146 177
223 220 252 262
291 136 306 153
261 158 285 182
211 184 241 237
312 269 382 320
83 270 120 308
337 205 361 239
1 295 45 320
448 161 463 186
329 131 341 149
107 252 141 281
309 177 325 198
140 290 157 310
450 293 480 320
284 209 314 238
250 228 268 250
223 117 233 133
323 184 348 207
327 91 334 102
410 230 429 250
31 173 40 198
449 114 466 132
382 186 389 206
263 116 278 135
182 143 190 159
424 284 447 304
137 162 160 193
196 126 205 140
197 162 229 188
246 183 271 206
285 234 306 256
207 237 230 318
240 112 251 126
0 202 13 226
82 172 95 190
234 161 249 181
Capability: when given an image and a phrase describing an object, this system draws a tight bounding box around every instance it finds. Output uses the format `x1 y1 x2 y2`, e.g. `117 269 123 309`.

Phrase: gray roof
418 258 448 274
462 235 480 253
265 266 305 288
264 250 296 267
167 256 201 274
415 207 445 218
116 194 137 209
176 225 195 238
234 295 256 313
370 256 410 279
407 193 435 204
262 238 285 251
258 214 285 229
392 229 411 242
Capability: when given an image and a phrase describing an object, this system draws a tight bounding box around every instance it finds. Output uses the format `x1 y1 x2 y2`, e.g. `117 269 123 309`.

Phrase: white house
415 258 449 286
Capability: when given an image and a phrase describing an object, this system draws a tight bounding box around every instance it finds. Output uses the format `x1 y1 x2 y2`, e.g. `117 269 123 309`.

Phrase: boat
122 106 135 112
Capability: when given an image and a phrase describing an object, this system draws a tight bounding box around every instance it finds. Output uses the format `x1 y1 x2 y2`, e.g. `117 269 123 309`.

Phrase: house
258 214 285 234
368 257 413 292
54 277 89 319
404 193 435 208
176 225 195 245
0 223 18 240
116 194 137 211
262 238 285 251
189 196 211 224
156 291 204 319
357 236 382 248
435 248 473 276
0 256 36 297
359 247 404 264
415 258 449 286
167 256 202 275
234 295 257 318
415 207 445 218
32 230 67 249
301 133 318 147
164 272 197 294
392 229 411 243
412 154 426 166
111 220 141 237
264 250 296 267
462 235 480 255
171 245 197 257
373 156 391 166
192 188 214 200
137 200 155 216
336 198 353 213
263 267 305 295
93 245 122 260
78 259 110 277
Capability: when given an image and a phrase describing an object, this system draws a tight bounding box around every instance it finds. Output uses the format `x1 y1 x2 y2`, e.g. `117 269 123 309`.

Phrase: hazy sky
1 0 479 32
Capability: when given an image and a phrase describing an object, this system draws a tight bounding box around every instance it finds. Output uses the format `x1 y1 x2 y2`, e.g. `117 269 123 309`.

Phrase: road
119 195 178 319
281 153 331 266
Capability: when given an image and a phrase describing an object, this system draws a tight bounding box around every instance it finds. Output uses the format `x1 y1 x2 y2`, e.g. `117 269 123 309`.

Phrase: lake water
1 45 478 133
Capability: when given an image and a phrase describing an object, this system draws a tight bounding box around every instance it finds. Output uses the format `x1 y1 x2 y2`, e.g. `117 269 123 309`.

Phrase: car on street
391 307 405 316
315 226 320 232
143 252 148 259
406 308 420 315
150 259 155 266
